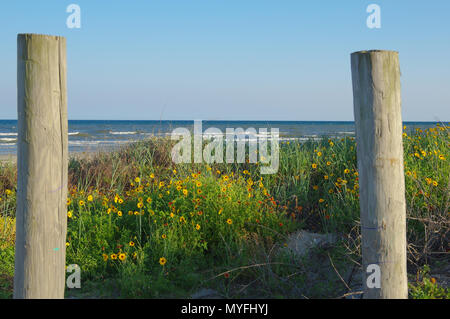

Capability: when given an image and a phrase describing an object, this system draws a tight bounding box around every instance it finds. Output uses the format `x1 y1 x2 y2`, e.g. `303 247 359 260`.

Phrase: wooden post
14 34 68 299
351 50 407 299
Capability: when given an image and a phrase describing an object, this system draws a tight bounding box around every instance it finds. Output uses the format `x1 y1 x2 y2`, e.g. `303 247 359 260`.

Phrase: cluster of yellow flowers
103 253 127 261
65 167 270 269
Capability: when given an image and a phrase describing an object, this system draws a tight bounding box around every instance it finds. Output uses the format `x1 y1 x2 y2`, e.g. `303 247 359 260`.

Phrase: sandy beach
0 154 16 164
0 151 101 165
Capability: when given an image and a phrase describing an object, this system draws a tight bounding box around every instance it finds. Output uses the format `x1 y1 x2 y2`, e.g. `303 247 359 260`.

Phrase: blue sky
0 0 448 121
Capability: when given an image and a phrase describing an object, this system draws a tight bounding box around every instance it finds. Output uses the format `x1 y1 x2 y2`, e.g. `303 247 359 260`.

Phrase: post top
351 50 398 56
18 33 65 41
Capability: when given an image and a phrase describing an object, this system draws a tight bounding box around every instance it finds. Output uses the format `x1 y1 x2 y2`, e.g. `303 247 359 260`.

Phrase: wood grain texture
351 50 407 299
14 34 68 299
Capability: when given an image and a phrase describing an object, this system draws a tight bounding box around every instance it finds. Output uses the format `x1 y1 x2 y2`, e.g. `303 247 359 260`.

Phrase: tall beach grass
0 124 448 298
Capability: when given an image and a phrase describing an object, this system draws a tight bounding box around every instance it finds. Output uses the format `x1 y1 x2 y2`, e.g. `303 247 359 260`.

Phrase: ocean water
0 120 442 155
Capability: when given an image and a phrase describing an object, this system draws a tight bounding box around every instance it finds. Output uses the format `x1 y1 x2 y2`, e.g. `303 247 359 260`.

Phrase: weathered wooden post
14 34 68 298
351 50 407 299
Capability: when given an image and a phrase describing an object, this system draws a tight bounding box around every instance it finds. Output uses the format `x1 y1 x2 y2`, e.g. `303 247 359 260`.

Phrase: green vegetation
0 124 448 298
409 265 450 299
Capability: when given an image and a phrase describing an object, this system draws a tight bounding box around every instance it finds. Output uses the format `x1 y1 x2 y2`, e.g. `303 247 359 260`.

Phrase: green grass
0 124 448 298
409 265 450 299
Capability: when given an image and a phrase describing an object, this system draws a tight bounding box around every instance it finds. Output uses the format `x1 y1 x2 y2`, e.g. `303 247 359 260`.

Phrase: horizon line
0 119 448 123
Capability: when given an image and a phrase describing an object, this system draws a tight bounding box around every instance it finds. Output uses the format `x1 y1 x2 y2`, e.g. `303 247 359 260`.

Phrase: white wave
68 132 80 136
0 138 17 142
0 132 18 136
337 131 355 135
69 140 134 146
110 131 138 135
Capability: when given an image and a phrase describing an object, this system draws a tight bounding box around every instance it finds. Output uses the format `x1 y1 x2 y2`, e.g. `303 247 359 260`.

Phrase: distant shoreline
0 121 446 158
0 149 102 165
0 154 15 164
